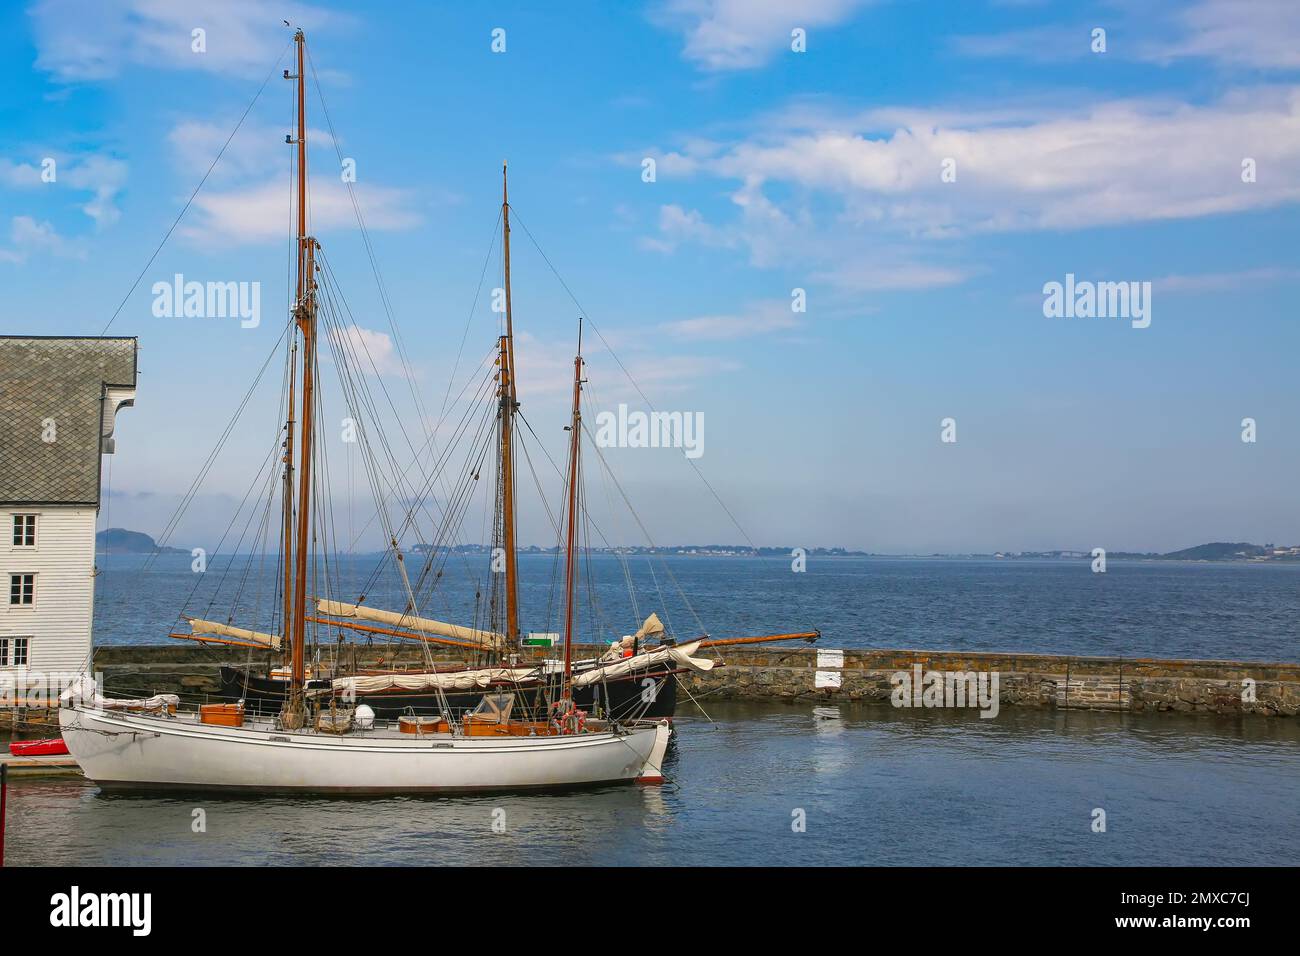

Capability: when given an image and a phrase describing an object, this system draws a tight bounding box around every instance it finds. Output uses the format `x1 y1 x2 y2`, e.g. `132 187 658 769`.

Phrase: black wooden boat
217 661 679 722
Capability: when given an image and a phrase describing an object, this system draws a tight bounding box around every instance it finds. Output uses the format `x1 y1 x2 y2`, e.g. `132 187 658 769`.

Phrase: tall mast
279 35 308 674
283 28 315 728
281 332 296 669
560 320 583 707
498 162 520 644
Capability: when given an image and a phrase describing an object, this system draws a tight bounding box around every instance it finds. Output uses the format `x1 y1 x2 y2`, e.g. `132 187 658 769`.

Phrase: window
12 514 36 547
9 573 35 606
0 637 28 667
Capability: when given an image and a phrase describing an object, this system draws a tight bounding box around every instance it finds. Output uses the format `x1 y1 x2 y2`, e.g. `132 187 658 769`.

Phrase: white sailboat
60 29 670 792
60 690 669 793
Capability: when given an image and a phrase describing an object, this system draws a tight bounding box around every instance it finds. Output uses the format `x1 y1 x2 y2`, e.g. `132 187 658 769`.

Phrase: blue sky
2 0 1298 553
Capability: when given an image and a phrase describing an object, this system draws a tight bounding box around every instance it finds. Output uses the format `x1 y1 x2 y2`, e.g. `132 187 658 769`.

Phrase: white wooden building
0 336 137 682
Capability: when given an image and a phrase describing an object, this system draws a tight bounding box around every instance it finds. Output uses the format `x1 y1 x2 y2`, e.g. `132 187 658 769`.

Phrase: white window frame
8 572 36 608
12 513 38 548
0 636 30 667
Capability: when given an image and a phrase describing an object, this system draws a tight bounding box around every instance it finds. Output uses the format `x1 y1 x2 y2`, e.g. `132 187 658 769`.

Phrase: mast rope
141 323 291 578
98 38 293 337
508 205 761 556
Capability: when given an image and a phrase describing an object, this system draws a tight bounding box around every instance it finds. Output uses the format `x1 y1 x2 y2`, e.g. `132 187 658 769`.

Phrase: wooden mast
281 328 297 670
559 320 583 711
283 28 315 729
280 32 306 673
498 163 520 646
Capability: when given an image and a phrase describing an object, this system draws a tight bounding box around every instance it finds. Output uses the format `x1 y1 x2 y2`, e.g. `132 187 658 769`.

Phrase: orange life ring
549 700 587 734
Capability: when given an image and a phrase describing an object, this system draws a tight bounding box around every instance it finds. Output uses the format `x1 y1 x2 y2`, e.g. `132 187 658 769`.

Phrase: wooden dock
0 751 82 777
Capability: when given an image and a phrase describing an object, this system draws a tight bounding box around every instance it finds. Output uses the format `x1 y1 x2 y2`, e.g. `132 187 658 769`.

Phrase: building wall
0 506 96 676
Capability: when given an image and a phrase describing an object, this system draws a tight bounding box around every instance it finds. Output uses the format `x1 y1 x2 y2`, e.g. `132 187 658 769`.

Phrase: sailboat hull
216 664 680 721
60 705 671 794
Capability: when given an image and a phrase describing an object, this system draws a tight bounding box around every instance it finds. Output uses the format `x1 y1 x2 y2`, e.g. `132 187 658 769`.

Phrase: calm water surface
39 553 1294 866
94 553 1300 662
6 701 1298 866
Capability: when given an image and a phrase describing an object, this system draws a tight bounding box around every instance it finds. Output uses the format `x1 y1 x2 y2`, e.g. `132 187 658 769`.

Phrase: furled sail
60 675 180 713
602 612 668 660
571 640 714 689
317 666 538 696
187 617 281 652
634 612 664 640
315 599 505 650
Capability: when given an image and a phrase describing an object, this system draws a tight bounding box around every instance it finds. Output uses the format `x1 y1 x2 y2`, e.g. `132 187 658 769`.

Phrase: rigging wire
141 323 291 577
508 205 760 556
98 38 293 337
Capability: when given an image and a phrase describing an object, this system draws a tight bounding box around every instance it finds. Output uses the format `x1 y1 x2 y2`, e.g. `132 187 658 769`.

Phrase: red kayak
8 738 70 757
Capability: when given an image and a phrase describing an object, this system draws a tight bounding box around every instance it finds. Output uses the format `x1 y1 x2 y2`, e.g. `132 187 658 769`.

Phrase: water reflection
6 700 1298 866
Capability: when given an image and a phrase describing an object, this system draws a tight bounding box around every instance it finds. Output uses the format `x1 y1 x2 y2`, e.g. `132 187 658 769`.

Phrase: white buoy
354 704 375 730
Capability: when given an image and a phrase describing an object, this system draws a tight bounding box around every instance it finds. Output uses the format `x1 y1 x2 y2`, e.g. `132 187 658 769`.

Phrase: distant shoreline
98 546 1300 564
97 528 1300 564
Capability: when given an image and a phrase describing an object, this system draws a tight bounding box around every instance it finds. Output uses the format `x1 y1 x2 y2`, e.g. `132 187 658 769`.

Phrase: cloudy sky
3 0 1299 553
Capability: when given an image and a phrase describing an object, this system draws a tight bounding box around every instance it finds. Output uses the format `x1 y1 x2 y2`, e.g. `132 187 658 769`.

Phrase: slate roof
0 336 138 506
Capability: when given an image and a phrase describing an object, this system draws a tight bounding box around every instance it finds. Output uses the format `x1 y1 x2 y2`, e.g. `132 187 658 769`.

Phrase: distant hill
96 528 187 555
1161 542 1270 561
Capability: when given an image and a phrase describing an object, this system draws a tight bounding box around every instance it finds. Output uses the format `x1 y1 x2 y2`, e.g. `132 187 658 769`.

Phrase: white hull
60 706 671 793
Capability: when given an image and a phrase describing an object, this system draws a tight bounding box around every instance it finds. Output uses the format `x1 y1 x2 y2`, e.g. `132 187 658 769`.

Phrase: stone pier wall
8 643 1295 719
678 647 1300 717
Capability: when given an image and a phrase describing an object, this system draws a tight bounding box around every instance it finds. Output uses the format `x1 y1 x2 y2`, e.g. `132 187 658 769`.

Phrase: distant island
409 543 869 557
413 542 1300 562
992 542 1300 563
104 532 1300 563
96 528 187 555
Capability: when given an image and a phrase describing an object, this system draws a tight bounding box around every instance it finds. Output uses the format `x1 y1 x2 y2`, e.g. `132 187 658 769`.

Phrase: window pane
12 515 35 546
0 639 8 666
14 638 27 666
10 574 33 605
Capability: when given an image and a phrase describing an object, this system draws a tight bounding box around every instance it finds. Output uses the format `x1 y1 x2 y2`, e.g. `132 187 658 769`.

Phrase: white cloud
637 86 1300 298
165 120 418 245
955 0 1300 71
1146 0 1300 68
180 177 420 245
62 155 130 228
639 203 739 253
30 0 345 83
167 122 333 183
329 324 414 379
1155 267 1300 292
813 261 970 292
504 330 739 404
0 216 87 264
647 88 1300 238
660 300 800 341
1 153 128 228
650 0 871 71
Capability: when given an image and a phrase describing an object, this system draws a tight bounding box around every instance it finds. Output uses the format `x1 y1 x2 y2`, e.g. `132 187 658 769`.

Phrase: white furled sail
571 640 714 689
59 675 179 713
319 666 538 696
316 599 505 650
188 618 281 652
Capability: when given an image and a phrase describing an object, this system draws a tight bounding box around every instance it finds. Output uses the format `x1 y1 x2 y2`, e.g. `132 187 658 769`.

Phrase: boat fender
354 705 375 730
